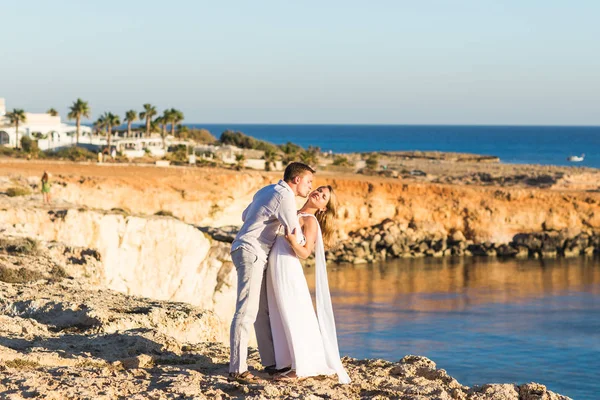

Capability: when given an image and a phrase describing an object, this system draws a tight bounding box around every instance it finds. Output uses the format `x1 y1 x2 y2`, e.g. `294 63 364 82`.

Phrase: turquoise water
305 257 600 399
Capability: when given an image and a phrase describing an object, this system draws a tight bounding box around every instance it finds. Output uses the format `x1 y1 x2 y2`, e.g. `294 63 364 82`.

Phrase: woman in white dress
266 185 351 383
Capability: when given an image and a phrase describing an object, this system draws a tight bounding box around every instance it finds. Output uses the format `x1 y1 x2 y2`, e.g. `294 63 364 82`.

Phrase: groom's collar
278 180 294 195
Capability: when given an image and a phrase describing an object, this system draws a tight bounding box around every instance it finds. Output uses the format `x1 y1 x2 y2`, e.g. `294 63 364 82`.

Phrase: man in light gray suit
228 162 315 384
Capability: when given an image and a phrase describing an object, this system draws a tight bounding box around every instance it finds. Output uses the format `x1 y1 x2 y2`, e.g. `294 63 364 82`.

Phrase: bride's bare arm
285 216 318 259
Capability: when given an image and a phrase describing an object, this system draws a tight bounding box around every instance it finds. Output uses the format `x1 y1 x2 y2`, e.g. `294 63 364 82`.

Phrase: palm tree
67 99 91 145
102 112 121 157
139 104 157 138
124 110 137 138
155 114 168 149
177 124 189 139
162 109 173 136
149 119 159 135
168 108 184 137
46 108 59 117
94 115 107 137
6 109 26 149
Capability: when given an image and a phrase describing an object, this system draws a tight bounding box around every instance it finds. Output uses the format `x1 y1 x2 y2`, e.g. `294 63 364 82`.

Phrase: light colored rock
469 384 519 399
450 230 467 243
0 280 226 344
0 208 238 339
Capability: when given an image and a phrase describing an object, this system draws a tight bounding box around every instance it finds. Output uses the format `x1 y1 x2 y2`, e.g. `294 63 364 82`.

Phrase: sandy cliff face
3 162 599 244
331 179 600 243
0 208 237 324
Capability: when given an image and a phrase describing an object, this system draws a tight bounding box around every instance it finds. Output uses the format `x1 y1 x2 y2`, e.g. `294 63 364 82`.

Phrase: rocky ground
0 237 570 399
0 235 573 399
328 150 600 190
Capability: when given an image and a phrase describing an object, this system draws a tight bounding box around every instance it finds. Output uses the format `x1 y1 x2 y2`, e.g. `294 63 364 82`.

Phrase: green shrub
235 153 246 170
76 360 107 369
20 136 39 153
6 186 31 197
220 130 279 153
365 153 379 170
0 237 39 254
0 147 19 157
166 144 189 163
280 141 303 155
332 155 352 167
49 265 68 280
263 149 278 171
4 359 41 369
299 146 320 166
47 146 97 161
181 128 217 144
0 266 44 283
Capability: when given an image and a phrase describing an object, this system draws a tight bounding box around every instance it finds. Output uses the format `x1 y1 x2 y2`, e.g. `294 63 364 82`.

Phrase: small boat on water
567 154 585 162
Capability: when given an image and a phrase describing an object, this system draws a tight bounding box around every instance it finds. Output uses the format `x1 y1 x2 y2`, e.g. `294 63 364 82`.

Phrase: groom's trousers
229 247 276 373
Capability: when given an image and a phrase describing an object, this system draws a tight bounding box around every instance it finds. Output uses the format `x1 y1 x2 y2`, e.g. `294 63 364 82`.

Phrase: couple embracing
228 162 351 384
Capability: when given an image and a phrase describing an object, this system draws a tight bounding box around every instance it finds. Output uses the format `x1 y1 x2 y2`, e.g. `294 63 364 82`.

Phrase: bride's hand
285 227 300 245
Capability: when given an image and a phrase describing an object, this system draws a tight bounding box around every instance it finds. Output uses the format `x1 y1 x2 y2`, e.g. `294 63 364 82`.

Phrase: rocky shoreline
0 236 572 399
329 219 600 264
202 222 600 265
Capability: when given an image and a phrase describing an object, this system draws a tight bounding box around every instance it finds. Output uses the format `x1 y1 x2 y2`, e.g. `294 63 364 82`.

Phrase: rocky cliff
0 206 237 340
3 161 599 244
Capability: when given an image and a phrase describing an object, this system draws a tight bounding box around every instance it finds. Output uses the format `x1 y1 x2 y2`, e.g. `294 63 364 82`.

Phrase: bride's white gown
266 213 351 384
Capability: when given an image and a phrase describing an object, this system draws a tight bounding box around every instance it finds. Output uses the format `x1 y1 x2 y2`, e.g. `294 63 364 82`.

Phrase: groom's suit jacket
231 180 304 264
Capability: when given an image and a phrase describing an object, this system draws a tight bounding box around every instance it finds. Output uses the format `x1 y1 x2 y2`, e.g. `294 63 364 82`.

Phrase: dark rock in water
328 220 599 264
467 244 488 256
432 239 447 252
513 233 543 251
496 244 518 257
542 231 566 252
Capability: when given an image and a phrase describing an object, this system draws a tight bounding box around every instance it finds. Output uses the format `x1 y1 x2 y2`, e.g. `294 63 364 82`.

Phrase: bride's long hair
315 185 338 249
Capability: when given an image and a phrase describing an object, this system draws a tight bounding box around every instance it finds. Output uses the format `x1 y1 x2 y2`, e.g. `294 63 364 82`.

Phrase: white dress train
266 213 351 384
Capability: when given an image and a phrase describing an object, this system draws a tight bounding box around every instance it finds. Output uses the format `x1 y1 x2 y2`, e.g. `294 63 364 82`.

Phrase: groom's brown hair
283 162 315 183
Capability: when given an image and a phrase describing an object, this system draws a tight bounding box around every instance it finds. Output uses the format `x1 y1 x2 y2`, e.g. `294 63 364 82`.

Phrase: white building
0 97 94 150
116 137 168 158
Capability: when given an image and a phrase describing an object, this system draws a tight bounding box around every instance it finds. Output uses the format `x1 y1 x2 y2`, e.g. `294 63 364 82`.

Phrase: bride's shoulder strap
298 212 317 220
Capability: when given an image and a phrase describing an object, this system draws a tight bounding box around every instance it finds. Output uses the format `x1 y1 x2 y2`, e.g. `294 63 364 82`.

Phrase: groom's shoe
264 365 292 376
227 371 264 384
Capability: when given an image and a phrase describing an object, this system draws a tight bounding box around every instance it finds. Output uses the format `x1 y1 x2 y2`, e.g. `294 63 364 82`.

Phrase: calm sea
304 257 600 400
191 124 600 169
189 123 600 397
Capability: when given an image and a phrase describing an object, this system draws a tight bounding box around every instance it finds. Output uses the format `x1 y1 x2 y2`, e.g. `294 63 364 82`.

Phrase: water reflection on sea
305 257 600 399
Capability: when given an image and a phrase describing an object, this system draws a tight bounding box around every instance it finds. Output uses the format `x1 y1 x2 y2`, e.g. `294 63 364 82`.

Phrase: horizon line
80 121 600 128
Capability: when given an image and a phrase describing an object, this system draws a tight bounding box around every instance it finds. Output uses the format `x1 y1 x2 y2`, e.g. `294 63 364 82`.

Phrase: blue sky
1 1 598 125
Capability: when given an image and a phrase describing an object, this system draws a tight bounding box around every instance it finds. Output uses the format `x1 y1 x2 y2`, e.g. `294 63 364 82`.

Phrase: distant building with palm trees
0 97 92 148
